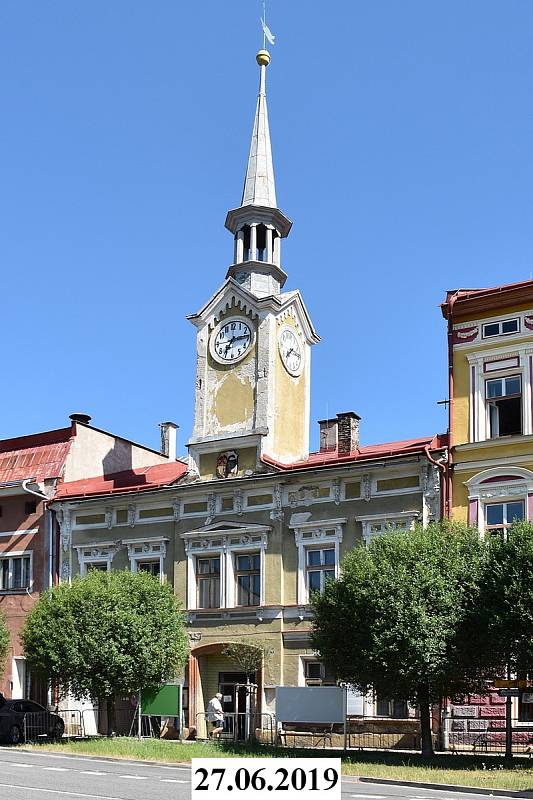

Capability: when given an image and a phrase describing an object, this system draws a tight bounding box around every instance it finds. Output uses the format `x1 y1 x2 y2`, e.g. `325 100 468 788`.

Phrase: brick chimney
336 412 361 455
159 421 178 460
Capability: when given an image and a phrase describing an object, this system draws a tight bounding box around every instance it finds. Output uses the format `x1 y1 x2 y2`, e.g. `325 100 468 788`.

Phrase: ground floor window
375 696 408 718
304 661 336 686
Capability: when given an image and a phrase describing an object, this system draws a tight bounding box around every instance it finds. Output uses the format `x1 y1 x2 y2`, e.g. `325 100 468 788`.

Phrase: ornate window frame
355 512 419 545
180 523 270 610
75 542 119 576
289 518 345 605
465 467 533 534
123 536 169 582
467 346 533 443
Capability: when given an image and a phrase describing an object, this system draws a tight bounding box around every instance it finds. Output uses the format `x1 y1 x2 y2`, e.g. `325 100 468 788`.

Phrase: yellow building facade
442 281 533 534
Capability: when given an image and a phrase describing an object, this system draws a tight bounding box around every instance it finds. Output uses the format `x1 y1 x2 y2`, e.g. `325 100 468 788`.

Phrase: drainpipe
446 293 458 520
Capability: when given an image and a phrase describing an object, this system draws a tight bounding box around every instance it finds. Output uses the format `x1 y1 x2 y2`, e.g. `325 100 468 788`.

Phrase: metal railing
196 712 275 744
443 716 533 754
23 711 68 742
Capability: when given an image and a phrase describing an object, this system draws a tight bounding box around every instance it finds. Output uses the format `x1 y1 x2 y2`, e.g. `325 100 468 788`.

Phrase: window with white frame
290 519 345 605
137 560 160 578
486 375 522 438
196 556 221 609
235 553 260 606
304 660 336 686
306 547 336 595
86 562 108 573
76 544 117 576
485 500 525 539
483 318 520 339
125 538 167 582
182 525 269 611
0 552 31 591
357 513 418 546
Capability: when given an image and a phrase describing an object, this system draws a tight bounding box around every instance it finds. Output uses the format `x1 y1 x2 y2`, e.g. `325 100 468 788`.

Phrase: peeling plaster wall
272 318 309 463
203 309 258 438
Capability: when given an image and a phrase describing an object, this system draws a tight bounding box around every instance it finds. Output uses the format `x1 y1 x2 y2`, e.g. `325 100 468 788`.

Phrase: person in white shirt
206 692 224 738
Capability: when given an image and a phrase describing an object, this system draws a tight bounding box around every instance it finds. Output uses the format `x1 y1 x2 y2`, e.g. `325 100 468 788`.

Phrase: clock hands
224 333 250 355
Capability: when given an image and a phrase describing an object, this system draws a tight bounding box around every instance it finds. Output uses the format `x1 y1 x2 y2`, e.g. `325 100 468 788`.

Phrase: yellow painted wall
451 460 533 523
273 321 307 462
205 308 257 434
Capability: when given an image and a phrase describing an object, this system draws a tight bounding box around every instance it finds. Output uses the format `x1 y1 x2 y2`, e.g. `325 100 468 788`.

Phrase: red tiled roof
55 461 188 499
441 280 533 319
0 427 73 484
262 434 446 471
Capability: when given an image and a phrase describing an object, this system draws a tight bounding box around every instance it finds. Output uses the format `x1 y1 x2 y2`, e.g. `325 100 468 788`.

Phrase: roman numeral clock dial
210 317 254 364
279 325 304 376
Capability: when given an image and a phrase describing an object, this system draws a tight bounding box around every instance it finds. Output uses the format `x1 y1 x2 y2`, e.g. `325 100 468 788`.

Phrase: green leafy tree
22 570 188 735
0 609 9 683
311 521 489 757
472 521 533 679
223 642 264 681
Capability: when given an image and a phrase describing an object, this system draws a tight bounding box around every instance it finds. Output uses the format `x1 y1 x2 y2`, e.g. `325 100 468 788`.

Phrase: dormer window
486 375 522 438
483 318 520 338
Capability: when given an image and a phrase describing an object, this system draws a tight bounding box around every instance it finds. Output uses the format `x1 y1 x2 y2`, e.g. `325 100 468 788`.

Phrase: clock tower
187 50 319 480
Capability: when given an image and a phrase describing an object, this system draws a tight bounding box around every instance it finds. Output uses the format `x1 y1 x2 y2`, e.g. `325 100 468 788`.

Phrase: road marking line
349 795 386 799
11 750 189 770
6 762 33 767
43 767 69 771
160 778 189 783
119 775 148 780
0 782 125 800
80 771 107 776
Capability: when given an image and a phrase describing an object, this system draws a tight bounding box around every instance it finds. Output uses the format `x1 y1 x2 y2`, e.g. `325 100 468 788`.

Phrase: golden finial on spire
256 49 271 67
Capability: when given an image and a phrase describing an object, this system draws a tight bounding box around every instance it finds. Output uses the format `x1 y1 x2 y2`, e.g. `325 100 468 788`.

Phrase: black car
0 698 65 744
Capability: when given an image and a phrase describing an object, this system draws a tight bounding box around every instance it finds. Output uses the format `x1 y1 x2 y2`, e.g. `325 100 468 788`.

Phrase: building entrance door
218 672 248 738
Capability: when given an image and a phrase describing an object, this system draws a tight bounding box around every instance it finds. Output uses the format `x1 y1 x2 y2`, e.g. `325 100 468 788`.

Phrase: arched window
465 467 533 537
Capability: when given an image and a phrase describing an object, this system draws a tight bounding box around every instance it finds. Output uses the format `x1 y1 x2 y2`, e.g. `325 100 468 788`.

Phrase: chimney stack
69 412 92 425
318 418 338 452
159 422 178 460
336 412 361 455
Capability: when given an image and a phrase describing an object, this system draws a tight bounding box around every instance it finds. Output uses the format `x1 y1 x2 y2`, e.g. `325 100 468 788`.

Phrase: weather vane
260 0 276 48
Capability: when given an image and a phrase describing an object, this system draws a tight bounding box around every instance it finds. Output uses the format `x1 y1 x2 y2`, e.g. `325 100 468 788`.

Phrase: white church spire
241 50 277 208
225 50 292 297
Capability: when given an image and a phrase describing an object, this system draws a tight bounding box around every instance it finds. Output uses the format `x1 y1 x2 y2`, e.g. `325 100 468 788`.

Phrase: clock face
210 317 254 364
279 325 304 376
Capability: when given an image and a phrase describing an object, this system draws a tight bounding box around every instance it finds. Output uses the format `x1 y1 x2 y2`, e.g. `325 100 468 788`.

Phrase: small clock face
210 318 254 364
279 325 304 376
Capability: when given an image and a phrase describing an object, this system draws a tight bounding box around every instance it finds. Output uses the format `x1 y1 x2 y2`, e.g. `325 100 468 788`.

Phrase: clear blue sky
2 1 532 456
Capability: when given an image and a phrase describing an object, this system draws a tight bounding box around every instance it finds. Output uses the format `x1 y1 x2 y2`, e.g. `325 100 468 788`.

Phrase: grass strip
23 738 533 791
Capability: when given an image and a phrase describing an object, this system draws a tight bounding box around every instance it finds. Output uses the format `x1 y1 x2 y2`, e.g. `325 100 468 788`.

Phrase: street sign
494 679 533 689
497 688 521 697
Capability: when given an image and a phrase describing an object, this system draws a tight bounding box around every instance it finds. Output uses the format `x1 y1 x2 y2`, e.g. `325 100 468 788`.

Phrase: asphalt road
0 748 523 800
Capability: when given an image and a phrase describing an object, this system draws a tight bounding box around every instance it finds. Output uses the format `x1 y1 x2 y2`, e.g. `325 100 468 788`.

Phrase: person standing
206 692 224 738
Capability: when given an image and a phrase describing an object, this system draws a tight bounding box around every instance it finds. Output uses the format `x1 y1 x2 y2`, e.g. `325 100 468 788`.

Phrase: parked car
0 698 65 744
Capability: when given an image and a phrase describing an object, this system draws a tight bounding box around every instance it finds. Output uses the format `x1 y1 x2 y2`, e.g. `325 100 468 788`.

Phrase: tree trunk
106 696 116 738
418 682 434 758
